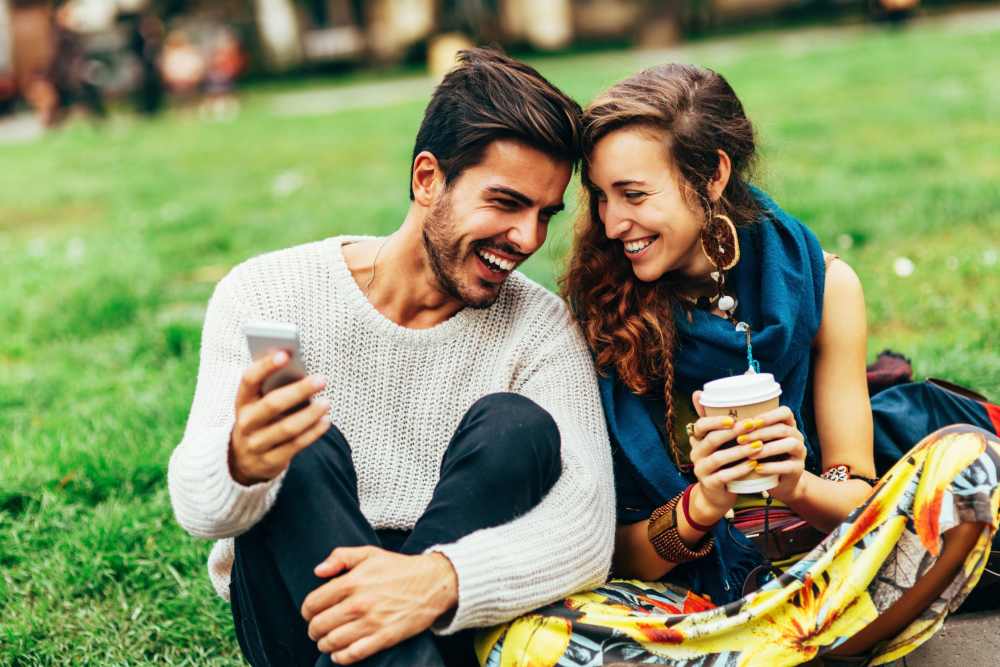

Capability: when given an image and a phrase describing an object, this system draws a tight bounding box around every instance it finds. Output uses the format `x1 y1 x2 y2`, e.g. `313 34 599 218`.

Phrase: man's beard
422 194 504 310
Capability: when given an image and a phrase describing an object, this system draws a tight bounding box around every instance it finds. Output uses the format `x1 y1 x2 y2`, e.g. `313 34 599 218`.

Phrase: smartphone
243 321 308 395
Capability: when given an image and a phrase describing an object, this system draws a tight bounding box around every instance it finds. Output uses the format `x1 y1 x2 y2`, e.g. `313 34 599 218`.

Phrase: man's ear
412 151 444 207
708 149 732 203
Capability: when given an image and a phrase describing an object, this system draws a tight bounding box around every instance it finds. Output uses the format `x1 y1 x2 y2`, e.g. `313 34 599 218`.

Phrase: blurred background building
0 0 958 118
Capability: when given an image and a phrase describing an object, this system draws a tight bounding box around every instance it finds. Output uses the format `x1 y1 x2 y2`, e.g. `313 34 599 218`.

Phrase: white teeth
624 238 655 254
478 250 515 272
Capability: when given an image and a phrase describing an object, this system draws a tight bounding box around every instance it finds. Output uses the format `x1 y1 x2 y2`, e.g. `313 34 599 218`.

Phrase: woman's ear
708 149 732 203
411 151 443 207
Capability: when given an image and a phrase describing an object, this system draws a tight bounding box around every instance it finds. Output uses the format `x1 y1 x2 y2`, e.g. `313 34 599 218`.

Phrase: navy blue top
601 188 1000 605
600 187 827 604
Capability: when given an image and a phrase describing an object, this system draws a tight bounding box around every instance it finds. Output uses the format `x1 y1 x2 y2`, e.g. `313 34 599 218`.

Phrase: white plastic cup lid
700 373 782 408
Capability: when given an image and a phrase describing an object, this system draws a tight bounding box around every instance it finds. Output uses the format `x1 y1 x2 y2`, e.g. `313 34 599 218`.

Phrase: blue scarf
599 187 827 604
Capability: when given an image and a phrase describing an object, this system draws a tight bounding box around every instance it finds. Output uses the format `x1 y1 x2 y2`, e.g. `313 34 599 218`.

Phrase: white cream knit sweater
167 236 615 634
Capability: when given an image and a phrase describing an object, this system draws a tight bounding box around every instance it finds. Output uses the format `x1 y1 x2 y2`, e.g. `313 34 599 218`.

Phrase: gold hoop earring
700 212 740 271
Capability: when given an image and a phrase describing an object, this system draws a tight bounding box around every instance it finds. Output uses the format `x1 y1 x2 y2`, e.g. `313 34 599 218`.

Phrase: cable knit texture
167 236 615 634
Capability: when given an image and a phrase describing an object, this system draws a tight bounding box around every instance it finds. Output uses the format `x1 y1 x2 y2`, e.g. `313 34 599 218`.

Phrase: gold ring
685 422 696 437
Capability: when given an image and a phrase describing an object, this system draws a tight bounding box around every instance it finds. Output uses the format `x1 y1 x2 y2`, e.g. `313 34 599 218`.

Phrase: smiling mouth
624 236 657 255
475 248 518 273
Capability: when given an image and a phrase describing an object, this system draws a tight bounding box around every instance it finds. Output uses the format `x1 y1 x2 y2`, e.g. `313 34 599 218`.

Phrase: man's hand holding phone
229 350 331 486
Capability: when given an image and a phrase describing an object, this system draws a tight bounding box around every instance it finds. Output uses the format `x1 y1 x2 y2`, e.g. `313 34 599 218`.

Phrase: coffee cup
700 373 782 494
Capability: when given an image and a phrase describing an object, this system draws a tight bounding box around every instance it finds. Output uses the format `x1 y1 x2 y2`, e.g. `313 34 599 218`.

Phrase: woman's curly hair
561 63 762 452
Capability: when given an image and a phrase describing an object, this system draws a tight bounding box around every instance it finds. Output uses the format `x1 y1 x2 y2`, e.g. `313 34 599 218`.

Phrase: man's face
422 139 572 309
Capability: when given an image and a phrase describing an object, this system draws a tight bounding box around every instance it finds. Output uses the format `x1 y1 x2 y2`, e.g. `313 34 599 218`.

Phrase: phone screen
243 322 308 394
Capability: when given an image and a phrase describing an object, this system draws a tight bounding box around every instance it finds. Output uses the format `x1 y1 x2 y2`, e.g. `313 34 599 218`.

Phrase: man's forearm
427 446 614 633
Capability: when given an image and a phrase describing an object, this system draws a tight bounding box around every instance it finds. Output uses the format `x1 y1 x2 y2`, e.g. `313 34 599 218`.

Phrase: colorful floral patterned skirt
478 425 1000 666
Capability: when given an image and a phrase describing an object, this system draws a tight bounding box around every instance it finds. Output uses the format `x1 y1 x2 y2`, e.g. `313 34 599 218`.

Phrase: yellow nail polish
749 440 763 450
754 418 766 429
747 460 758 470
723 417 735 428
737 434 749 444
740 419 755 431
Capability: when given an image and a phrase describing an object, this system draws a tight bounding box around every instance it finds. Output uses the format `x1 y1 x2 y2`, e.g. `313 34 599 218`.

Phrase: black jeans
230 393 562 667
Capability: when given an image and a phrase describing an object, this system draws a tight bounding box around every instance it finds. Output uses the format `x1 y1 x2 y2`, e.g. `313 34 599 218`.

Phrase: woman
479 64 1000 666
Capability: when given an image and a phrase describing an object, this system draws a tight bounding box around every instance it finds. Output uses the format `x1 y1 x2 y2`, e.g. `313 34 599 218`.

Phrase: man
168 49 614 666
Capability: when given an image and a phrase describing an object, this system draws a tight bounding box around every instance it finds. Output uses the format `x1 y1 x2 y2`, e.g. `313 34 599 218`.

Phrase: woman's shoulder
815 253 866 350
822 253 863 299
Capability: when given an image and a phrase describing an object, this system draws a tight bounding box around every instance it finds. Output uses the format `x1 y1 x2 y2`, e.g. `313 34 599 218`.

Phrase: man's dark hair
409 48 582 199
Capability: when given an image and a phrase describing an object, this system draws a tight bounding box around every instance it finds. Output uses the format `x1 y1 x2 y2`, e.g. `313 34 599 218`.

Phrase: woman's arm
615 521 676 580
613 418 760 580
613 484 721 581
611 485 724 581
774 258 877 530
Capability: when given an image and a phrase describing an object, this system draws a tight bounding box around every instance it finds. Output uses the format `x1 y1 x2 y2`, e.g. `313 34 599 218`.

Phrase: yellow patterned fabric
480 426 1000 666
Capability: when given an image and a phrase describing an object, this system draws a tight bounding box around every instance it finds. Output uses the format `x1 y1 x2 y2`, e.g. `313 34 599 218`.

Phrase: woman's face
588 126 712 283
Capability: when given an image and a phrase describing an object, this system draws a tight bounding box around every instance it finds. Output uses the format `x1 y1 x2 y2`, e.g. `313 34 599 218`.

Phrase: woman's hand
688 391 764 516
740 405 807 502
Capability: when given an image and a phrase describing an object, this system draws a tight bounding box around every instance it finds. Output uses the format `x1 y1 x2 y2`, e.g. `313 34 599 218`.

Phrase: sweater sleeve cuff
424 537 507 635
169 424 287 539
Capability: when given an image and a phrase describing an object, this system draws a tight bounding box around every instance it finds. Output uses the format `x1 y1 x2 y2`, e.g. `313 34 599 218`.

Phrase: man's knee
279 424 356 501
462 392 561 479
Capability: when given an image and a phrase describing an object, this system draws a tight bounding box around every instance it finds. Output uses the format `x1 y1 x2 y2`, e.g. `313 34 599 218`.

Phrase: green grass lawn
2 17 999 665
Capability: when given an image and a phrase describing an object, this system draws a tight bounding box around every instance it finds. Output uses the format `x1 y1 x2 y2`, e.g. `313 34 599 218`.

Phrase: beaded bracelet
821 464 879 486
647 494 715 563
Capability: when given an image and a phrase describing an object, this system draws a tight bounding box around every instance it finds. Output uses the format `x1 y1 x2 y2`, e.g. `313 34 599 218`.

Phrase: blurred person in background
159 28 203 108
200 27 244 121
23 70 59 126
48 3 106 124
125 10 164 116
168 48 614 667
6 0 57 125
